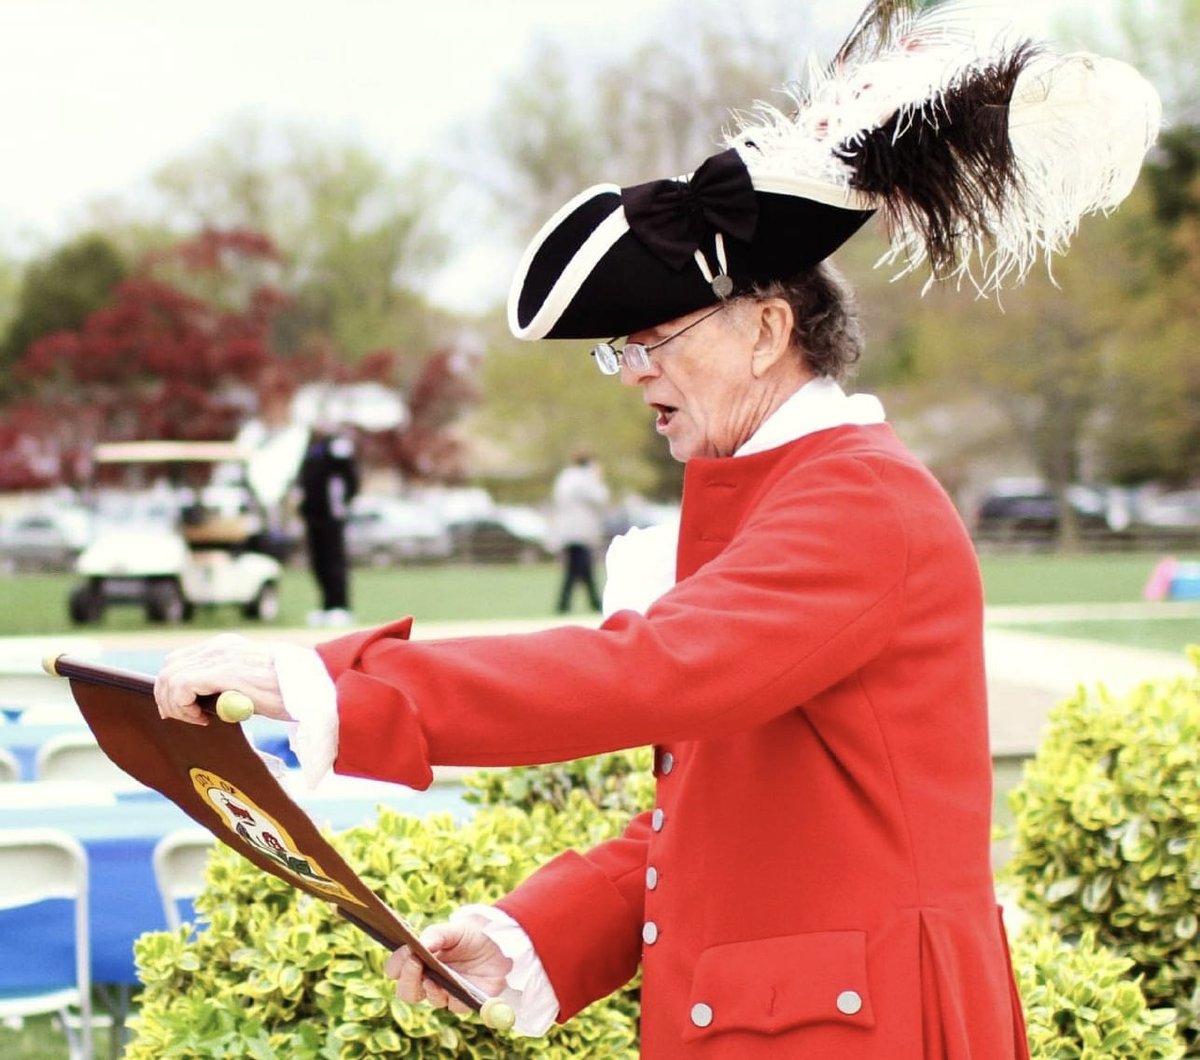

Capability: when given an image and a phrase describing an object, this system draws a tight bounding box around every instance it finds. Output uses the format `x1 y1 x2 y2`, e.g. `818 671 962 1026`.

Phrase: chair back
153 828 215 931
0 828 92 1059
35 731 145 792
0 781 118 809
0 745 19 783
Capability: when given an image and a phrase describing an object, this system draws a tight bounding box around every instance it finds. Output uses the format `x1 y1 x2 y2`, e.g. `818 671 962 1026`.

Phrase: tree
0 233 127 393
151 120 453 362
11 230 285 480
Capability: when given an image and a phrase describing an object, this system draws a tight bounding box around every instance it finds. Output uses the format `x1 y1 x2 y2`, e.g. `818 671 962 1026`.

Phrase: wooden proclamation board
43 653 514 1032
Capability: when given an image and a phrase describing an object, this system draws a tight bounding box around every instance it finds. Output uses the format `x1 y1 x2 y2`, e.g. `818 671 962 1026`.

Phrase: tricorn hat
507 1 1161 342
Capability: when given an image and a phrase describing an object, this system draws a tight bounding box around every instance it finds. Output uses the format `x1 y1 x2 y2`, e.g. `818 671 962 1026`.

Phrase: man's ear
748 298 794 379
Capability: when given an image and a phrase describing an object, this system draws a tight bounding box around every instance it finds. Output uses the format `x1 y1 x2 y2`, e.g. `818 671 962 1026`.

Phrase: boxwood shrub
125 794 642 1059
1014 925 1185 1057
126 730 1190 1059
1005 648 1200 1052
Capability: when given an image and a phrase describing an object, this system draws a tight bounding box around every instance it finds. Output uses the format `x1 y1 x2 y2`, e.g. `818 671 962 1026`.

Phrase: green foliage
1014 925 1185 1058
464 748 655 817
0 233 126 384
125 800 641 1058
1004 647 1200 1050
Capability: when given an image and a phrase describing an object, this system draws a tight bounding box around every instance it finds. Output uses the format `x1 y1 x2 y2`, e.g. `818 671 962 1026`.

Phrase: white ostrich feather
726 0 1162 293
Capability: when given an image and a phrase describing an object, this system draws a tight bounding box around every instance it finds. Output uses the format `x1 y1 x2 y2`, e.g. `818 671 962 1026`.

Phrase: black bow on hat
621 149 759 271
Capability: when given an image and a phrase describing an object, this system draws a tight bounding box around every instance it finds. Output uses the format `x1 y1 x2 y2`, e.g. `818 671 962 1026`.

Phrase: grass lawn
0 562 568 638
0 1015 88 1060
976 551 1200 606
3 551 1197 650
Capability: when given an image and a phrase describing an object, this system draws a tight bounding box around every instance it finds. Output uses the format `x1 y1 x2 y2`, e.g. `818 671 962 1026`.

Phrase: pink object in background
1142 556 1179 601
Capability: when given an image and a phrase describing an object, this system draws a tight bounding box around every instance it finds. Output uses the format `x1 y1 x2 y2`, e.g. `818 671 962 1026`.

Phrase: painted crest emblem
190 768 363 907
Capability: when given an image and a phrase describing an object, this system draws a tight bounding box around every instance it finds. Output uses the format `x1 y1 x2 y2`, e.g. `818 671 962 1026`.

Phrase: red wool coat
318 424 1030 1058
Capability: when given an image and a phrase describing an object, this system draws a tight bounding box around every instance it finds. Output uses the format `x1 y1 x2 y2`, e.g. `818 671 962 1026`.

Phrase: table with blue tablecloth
0 783 472 990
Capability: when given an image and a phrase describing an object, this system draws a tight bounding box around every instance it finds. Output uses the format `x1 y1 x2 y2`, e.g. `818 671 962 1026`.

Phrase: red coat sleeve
497 813 652 1021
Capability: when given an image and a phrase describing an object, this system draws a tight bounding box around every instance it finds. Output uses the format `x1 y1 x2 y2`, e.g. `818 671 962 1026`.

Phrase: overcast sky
0 0 1105 311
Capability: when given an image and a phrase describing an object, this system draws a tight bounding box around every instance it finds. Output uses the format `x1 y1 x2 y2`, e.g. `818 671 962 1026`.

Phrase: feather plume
726 0 1162 292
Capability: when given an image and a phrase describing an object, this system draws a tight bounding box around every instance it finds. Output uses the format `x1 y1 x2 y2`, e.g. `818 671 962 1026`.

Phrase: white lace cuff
451 905 560 1036
271 642 339 789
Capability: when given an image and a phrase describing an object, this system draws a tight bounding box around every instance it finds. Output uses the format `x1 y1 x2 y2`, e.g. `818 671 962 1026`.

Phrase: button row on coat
645 748 673 951
688 990 864 1030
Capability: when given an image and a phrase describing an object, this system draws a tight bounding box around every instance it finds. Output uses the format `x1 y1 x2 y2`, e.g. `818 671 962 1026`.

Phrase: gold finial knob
214 690 254 723
480 997 516 1032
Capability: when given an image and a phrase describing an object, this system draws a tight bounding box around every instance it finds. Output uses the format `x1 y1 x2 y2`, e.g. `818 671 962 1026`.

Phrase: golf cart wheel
146 579 187 624
68 582 106 625
243 581 280 621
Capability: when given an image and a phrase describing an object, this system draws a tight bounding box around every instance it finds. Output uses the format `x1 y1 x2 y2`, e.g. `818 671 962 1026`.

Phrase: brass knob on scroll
480 997 516 1032
214 690 254 724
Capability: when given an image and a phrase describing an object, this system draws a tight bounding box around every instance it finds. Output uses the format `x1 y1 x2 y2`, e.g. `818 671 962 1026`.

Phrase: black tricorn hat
507 149 876 341
507 4 1160 343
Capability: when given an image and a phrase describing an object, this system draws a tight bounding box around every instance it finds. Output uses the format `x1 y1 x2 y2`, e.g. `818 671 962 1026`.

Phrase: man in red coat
156 7 1159 1055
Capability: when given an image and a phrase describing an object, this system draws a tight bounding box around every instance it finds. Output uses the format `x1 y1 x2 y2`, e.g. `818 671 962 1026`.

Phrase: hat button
711 274 733 298
836 989 863 1015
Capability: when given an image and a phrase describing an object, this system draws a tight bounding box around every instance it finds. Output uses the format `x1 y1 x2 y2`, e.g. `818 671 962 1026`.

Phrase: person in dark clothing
298 428 359 627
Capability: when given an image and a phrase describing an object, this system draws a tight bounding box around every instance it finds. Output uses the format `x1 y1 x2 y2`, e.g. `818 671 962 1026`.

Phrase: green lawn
976 551 1198 606
1 552 1196 645
0 562 568 637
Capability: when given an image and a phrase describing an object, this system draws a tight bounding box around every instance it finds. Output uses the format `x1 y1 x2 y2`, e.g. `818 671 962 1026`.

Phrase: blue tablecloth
0 784 472 987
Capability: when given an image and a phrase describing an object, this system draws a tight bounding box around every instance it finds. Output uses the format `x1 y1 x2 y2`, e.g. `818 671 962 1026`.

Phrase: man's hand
386 921 512 1015
154 633 292 725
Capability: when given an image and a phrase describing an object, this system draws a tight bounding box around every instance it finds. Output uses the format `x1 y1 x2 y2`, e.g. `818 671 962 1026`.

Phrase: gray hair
746 262 863 382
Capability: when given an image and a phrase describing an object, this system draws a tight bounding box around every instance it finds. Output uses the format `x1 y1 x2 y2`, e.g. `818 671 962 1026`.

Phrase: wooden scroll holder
43 653 515 1033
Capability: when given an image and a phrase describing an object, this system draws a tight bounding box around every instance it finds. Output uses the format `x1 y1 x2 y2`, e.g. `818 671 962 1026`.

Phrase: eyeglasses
590 304 725 376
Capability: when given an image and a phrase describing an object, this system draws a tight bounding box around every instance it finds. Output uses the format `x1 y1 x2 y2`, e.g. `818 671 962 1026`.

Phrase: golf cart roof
94 441 253 465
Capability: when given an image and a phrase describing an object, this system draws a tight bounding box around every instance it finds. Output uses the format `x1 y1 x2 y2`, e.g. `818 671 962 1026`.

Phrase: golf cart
69 441 285 625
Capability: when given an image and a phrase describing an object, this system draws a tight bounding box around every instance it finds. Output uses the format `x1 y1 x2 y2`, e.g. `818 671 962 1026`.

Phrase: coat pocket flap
682 929 875 1043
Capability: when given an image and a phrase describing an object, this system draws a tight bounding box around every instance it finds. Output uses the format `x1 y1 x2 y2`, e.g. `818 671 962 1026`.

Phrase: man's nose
620 357 658 385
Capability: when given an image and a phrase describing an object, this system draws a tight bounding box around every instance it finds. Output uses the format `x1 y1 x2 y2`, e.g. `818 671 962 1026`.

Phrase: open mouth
651 403 676 430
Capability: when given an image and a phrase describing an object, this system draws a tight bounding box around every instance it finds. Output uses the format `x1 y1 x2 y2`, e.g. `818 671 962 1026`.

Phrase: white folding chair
0 781 117 809
0 746 19 783
34 732 146 794
0 828 92 1060
152 828 215 931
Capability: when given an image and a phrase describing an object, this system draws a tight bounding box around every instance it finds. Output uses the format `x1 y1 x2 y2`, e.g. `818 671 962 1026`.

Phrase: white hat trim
507 183 627 340
747 172 880 212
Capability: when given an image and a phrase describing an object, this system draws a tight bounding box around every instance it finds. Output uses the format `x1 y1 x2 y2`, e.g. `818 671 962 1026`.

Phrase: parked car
345 496 452 567
971 479 1112 542
0 504 93 572
447 507 552 564
1135 489 1200 529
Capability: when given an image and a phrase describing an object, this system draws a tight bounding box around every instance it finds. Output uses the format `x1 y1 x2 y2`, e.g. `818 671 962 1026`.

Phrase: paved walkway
2 610 1194 756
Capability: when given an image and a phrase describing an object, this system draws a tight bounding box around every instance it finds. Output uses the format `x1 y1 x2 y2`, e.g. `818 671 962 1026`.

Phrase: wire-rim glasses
590 304 725 376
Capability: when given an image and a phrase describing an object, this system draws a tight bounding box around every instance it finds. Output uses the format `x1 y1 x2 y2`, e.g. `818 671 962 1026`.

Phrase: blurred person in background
298 423 359 627
551 449 609 614
155 4 1159 1055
